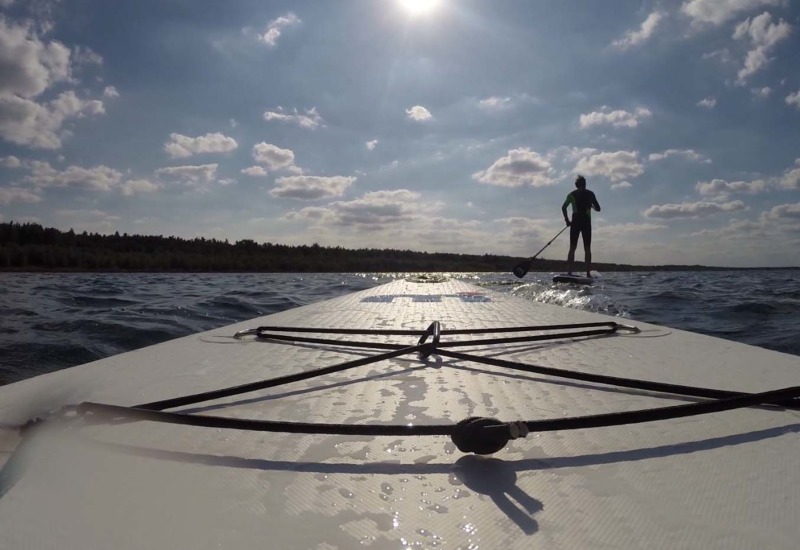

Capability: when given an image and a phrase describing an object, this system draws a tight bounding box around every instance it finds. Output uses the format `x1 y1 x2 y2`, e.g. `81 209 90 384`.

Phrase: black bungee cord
70 321 799 455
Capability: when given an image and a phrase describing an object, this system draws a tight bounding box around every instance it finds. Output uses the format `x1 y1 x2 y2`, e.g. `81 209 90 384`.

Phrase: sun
398 0 442 16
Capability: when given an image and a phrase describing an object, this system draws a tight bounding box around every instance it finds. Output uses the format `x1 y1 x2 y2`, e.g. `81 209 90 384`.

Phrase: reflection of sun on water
399 0 442 16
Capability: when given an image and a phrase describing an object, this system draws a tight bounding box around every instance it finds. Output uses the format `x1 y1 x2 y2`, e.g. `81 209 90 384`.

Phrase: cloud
643 200 746 219
752 86 772 97
602 221 668 233
269 175 355 200
0 90 105 149
472 148 555 187
405 105 432 121
786 90 800 109
241 166 267 177
72 45 102 66
259 12 300 47
681 0 782 26
732 12 791 84
120 179 159 196
479 96 512 109
764 202 800 221
0 17 71 99
0 155 21 167
553 146 600 162
54 208 121 233
778 160 800 190
0 18 110 149
155 164 218 184
0 186 40 205
649 149 709 163
613 11 665 49
366 139 378 151
287 189 435 230
695 178 767 195
252 142 300 173
579 107 652 129
24 161 122 191
163 132 238 158
102 86 119 98
573 150 644 182
697 97 717 108
263 106 324 129
611 181 632 190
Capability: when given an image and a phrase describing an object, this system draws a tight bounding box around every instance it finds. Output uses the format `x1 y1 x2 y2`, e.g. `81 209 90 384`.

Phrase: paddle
512 225 568 278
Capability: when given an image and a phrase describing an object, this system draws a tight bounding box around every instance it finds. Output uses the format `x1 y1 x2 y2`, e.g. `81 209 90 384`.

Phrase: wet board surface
553 274 594 285
1 278 799 549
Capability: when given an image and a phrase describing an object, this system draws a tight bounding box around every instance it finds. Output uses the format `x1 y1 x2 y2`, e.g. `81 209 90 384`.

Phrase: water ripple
1 270 798 385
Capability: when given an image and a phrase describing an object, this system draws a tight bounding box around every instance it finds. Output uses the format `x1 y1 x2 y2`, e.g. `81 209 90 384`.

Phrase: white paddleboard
1 278 798 549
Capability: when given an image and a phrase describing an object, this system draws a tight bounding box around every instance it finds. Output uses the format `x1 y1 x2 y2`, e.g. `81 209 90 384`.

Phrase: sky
1 0 799 268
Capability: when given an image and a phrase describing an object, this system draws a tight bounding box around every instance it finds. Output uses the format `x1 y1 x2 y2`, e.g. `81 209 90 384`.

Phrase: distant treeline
0 221 751 273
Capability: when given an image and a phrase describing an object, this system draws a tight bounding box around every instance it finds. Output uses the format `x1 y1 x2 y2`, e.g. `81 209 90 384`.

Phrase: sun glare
399 0 441 16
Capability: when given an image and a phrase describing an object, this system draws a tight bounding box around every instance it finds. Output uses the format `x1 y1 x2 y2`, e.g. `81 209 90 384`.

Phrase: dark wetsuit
563 188 600 248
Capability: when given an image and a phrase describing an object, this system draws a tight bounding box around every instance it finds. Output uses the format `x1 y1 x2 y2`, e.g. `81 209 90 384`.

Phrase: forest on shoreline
0 221 792 273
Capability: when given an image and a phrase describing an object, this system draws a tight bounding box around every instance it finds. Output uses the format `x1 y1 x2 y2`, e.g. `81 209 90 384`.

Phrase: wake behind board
1 277 798 549
553 273 594 285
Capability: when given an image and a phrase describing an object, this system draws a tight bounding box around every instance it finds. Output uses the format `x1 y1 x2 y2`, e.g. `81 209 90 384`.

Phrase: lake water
1 270 798 385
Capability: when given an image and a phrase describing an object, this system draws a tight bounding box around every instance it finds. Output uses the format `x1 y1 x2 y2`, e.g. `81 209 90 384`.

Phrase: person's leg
568 224 579 274
583 225 593 277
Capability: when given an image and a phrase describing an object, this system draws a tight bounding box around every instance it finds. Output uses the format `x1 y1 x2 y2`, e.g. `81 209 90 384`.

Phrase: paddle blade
512 260 530 278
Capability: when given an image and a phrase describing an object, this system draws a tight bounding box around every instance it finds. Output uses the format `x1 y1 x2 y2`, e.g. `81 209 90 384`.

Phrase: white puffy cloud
251 142 300 173
102 86 119 98
155 164 218 184
695 178 767 195
0 89 105 149
0 18 110 149
263 106 323 129
764 202 800 220
479 96 512 109
269 175 355 200
288 189 434 229
0 17 71 99
574 150 644 182
778 160 800 190
241 166 267 177
681 0 782 26
405 105 432 121
473 148 555 188
366 139 378 150
643 200 746 219
260 12 300 47
613 11 665 49
0 186 40 205
732 12 791 84
0 154 21 167
163 132 238 158
611 181 632 190
121 179 159 196
786 90 800 109
24 161 122 191
697 97 717 108
579 107 652 129
649 149 709 163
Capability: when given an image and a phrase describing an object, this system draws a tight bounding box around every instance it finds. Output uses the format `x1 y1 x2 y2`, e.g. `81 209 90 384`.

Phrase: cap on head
575 175 586 188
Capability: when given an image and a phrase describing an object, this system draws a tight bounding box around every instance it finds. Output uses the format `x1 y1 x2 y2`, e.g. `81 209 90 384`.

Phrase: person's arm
561 196 572 226
592 192 601 212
